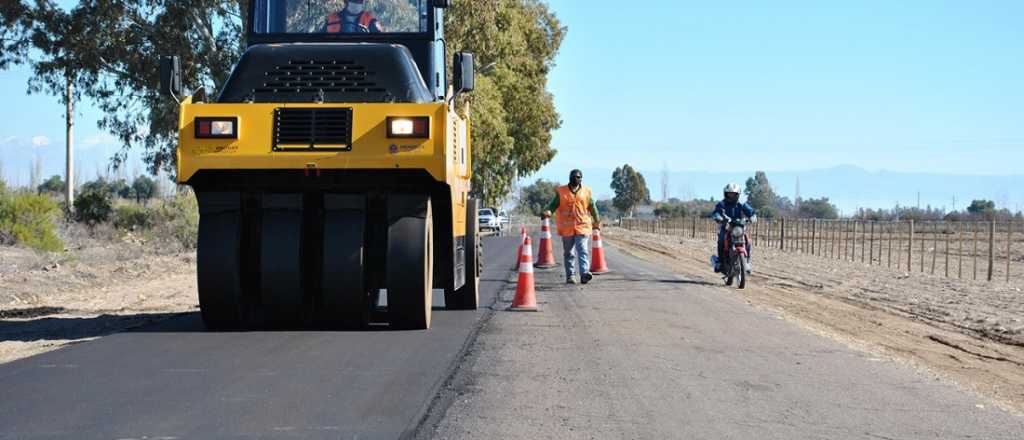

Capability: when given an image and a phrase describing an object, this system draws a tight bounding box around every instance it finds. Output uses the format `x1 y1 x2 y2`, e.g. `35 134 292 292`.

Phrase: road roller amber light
387 116 429 138
195 117 238 139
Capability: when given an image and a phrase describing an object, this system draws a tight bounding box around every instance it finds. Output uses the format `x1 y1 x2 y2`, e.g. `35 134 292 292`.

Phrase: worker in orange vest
542 169 601 285
324 0 383 33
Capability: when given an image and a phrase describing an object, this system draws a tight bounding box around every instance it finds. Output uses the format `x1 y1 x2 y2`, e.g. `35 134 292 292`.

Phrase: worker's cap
570 169 583 179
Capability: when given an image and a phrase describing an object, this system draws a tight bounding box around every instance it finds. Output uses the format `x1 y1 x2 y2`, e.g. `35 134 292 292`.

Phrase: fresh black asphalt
0 235 521 440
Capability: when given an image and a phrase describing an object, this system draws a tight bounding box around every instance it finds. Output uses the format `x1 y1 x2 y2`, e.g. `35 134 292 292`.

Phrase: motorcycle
711 215 752 289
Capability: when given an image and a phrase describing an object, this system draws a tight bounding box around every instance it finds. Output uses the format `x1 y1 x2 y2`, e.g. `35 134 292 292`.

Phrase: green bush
74 191 114 225
113 204 154 231
153 191 199 249
0 190 65 252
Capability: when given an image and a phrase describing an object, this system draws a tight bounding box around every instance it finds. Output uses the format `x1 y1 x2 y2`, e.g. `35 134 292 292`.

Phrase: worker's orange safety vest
555 185 593 237
326 11 374 33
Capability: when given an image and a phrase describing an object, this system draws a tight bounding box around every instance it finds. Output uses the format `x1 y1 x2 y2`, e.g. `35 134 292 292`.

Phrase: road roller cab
160 0 480 330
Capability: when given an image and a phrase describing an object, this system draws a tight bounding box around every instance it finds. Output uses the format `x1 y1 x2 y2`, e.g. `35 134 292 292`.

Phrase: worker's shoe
581 272 594 284
566 276 579 285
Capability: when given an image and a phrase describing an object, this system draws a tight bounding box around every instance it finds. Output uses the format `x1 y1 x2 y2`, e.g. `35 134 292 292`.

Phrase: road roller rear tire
196 192 245 330
256 193 305 328
446 198 481 310
387 195 433 330
316 194 369 329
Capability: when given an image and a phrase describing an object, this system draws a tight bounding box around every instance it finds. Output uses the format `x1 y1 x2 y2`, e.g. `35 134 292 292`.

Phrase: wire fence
620 217 1024 283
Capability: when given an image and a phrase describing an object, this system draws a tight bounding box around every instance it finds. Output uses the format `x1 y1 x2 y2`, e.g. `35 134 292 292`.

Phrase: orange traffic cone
535 218 557 269
590 229 610 274
514 225 527 270
511 237 539 312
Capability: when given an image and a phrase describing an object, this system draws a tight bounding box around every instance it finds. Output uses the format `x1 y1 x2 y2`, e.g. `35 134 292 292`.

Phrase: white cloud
31 136 51 147
82 133 116 149
1 136 21 146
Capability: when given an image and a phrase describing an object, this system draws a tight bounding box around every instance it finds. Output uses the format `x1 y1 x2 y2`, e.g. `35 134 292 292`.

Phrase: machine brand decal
193 145 238 155
389 144 422 154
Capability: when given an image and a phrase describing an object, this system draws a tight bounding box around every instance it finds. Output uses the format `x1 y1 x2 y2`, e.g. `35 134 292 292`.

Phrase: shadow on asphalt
0 312 188 342
653 278 718 286
0 306 67 319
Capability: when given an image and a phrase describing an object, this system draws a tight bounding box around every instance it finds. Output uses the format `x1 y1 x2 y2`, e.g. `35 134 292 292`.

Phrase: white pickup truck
478 208 502 233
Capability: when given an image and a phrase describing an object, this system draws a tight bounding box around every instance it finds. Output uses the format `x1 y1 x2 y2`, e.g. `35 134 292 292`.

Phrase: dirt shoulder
602 227 1024 414
0 241 198 364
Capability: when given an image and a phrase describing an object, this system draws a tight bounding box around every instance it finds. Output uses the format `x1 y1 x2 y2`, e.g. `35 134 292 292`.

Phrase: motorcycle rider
712 183 756 273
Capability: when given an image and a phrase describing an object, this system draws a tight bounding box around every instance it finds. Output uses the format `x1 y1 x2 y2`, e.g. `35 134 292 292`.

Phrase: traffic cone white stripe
519 261 534 273
511 236 539 311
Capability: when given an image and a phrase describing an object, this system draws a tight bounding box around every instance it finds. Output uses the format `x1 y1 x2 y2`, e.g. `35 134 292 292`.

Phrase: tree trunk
65 74 75 211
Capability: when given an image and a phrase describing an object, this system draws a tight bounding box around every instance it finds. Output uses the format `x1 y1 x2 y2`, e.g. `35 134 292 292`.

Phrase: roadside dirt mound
0 242 197 364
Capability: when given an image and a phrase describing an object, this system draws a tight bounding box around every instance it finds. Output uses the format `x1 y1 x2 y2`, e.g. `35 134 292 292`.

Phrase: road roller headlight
387 116 430 138
195 117 238 139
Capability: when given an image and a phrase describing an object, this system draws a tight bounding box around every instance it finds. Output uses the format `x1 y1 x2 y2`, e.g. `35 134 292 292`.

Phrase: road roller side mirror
454 52 475 95
159 56 182 99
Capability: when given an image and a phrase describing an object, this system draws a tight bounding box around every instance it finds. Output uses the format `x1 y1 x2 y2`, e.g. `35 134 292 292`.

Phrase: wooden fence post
691 217 697 239
1007 221 1013 283
931 222 938 275
973 222 979 280
945 223 950 278
887 222 893 269
780 218 787 251
908 220 915 271
856 221 862 264
988 220 995 282
958 222 963 279
811 219 817 255
844 220 850 260
896 221 902 270
851 220 857 262
868 221 875 265
918 222 924 272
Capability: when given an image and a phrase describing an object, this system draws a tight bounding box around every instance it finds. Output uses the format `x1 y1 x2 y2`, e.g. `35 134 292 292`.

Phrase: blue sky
538 0 1024 176
1 1 1022 208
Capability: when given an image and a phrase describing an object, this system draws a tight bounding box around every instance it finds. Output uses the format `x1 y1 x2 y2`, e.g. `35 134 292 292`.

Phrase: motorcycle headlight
731 226 745 238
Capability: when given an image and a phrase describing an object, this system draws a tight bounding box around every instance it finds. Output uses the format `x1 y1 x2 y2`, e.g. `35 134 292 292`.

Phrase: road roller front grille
273 108 353 152
256 59 384 95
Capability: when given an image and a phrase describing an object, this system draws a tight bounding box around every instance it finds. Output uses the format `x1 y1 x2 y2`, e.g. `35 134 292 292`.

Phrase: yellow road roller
160 0 479 330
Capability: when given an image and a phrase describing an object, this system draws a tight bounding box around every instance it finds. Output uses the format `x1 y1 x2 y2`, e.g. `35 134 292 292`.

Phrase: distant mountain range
527 164 1024 216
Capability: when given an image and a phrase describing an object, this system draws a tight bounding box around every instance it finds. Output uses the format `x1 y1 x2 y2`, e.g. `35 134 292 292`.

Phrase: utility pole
65 73 75 210
660 163 669 202
795 177 801 211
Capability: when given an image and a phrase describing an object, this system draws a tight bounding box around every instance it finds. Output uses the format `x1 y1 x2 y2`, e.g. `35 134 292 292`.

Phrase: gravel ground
0 237 198 364
606 227 1024 346
425 235 1024 439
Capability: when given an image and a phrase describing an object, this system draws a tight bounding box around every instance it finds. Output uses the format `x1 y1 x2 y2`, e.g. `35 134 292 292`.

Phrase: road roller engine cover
159 0 481 330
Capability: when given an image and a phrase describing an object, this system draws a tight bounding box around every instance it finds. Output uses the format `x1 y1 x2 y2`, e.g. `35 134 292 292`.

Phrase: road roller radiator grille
273 108 353 151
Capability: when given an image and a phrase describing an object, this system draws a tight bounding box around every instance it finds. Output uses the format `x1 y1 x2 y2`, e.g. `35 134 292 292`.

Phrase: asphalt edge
403 259 519 439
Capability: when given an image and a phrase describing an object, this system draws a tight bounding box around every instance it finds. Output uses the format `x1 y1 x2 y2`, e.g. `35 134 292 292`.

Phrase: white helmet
724 183 742 195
